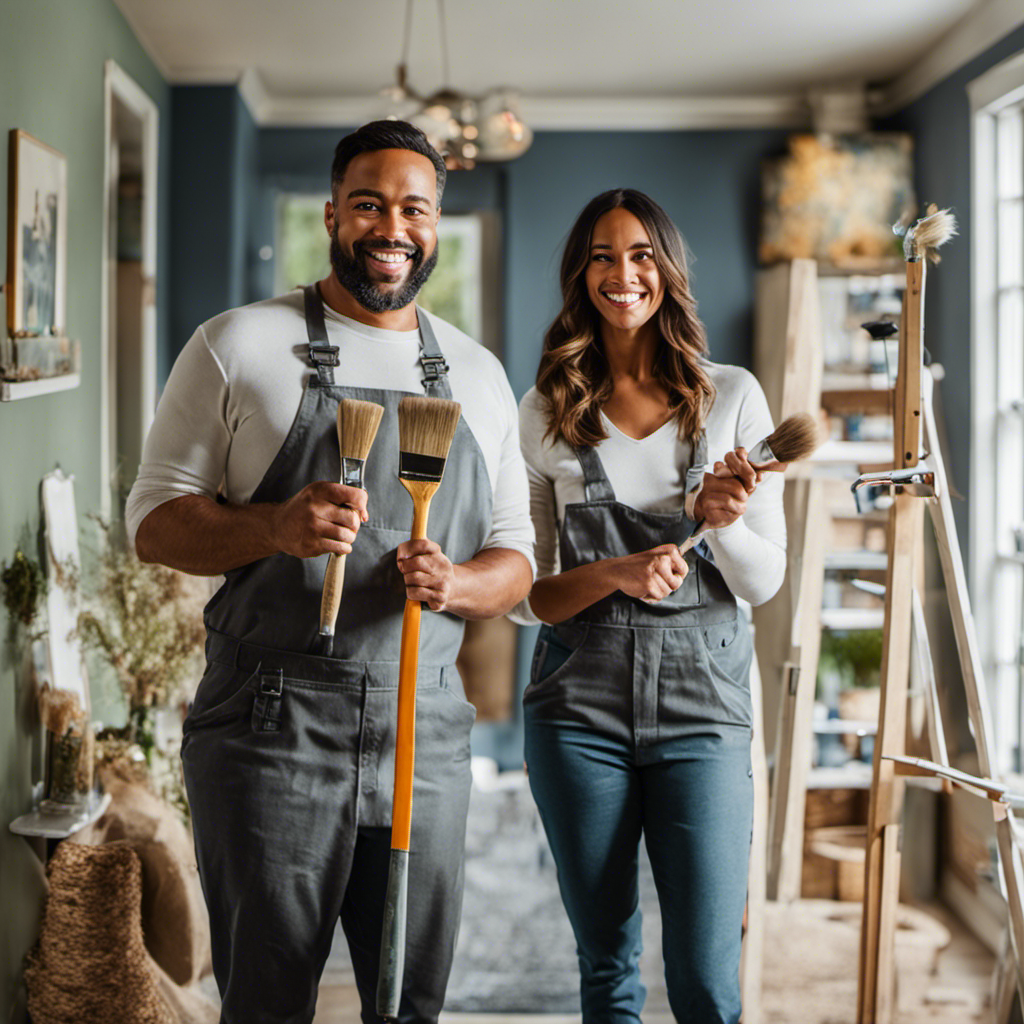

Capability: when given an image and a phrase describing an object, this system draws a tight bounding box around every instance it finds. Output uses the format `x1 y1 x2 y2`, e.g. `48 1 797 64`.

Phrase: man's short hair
331 121 447 205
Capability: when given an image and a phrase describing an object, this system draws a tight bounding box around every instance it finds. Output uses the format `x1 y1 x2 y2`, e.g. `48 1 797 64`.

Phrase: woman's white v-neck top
509 361 787 625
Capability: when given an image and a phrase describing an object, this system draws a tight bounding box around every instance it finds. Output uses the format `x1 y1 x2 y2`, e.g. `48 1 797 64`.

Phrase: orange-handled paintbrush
377 395 462 1021
317 399 384 656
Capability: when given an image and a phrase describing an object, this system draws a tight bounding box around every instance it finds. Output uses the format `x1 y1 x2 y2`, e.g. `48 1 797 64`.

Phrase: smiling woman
511 187 788 1024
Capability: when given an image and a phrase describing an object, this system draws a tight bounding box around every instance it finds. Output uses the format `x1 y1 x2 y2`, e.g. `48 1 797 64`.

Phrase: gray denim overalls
523 431 754 1024
181 285 489 1024
524 433 753 739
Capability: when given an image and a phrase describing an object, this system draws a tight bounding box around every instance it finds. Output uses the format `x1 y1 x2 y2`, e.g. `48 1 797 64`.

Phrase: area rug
443 770 668 1014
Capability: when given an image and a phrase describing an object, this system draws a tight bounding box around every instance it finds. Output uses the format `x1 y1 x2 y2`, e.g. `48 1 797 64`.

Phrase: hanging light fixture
383 0 533 170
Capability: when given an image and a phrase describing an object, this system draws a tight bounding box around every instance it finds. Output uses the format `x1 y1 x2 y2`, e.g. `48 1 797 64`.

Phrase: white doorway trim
101 59 159 519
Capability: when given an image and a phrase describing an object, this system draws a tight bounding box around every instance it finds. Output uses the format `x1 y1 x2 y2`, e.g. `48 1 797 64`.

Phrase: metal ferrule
903 227 921 262
747 438 776 465
341 457 366 489
399 451 445 482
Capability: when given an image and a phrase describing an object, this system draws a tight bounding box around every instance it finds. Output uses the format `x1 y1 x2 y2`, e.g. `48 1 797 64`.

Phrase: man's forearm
447 549 533 620
135 494 282 575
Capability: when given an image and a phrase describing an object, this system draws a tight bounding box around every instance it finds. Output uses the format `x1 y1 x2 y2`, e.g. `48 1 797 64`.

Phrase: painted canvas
7 130 68 336
760 134 915 270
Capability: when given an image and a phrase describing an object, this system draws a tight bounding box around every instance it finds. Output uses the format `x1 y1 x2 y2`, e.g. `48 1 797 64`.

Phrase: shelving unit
753 258 904 902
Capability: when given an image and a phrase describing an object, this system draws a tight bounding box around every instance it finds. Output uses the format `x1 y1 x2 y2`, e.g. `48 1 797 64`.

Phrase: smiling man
125 121 534 1024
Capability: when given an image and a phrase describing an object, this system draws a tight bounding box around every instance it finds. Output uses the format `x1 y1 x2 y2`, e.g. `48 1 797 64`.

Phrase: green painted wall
0 1 168 1019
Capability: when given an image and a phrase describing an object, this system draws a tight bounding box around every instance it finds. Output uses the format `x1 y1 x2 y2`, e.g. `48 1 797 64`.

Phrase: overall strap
572 446 616 503
303 283 339 386
415 310 453 398
685 428 709 499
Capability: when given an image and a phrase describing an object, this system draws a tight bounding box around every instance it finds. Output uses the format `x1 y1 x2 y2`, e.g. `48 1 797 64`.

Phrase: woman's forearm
527 559 622 624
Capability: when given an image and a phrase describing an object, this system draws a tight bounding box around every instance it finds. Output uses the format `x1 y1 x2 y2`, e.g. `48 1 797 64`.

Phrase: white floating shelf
1 372 80 402
824 551 888 571
814 719 878 735
821 608 886 629
807 763 874 789
9 791 110 839
810 440 894 465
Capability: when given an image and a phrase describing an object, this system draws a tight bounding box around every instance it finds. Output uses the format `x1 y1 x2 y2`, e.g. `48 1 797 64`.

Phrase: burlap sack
74 772 211 985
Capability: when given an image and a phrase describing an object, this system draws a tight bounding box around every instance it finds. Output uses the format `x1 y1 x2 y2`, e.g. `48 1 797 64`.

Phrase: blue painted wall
885 23 1024 551
168 86 256 369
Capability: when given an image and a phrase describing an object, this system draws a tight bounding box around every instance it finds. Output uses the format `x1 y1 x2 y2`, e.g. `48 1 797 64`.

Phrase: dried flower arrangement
2 547 45 631
74 517 207 764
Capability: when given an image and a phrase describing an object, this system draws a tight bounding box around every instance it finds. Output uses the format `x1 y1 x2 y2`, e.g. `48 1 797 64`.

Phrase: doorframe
101 59 159 519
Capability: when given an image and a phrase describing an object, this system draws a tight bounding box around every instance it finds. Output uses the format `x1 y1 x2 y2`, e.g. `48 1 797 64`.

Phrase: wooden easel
856 218 1024 1022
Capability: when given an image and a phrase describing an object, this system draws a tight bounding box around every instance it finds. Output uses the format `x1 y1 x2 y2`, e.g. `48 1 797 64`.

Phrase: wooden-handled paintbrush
678 412 820 555
894 205 957 467
317 399 384 656
377 394 462 1021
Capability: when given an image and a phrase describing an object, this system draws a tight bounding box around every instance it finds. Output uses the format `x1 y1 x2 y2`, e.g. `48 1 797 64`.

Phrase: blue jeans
524 711 753 1024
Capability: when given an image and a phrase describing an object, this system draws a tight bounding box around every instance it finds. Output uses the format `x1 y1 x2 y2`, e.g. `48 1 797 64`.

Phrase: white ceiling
113 0 1024 126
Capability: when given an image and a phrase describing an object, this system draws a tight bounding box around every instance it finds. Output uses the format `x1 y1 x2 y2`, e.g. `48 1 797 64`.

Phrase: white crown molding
967 47 1024 111
520 94 809 131
236 70 810 130
874 0 1024 115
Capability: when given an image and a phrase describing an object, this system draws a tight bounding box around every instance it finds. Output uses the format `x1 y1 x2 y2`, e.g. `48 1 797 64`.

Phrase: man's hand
396 539 455 611
272 482 368 559
692 448 761 529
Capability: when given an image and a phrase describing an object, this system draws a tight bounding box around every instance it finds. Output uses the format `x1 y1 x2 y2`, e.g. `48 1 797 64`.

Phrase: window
969 51 1024 773
274 195 496 353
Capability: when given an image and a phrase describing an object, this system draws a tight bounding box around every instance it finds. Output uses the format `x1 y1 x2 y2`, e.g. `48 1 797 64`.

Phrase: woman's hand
611 543 689 602
692 447 762 529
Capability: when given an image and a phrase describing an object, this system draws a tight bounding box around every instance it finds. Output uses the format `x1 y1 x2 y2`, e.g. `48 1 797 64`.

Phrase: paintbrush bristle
338 399 385 460
913 205 957 263
398 396 462 460
765 413 820 463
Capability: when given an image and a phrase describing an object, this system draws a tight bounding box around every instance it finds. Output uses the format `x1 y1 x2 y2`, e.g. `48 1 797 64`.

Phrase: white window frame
969 49 1024 773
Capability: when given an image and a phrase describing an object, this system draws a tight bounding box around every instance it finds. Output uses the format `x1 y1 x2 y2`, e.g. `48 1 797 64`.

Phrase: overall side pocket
183 661 260 734
529 622 590 687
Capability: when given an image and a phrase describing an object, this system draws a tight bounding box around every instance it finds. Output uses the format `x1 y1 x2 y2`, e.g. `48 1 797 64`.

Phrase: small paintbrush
678 412 820 555
377 395 462 1022
902 204 957 264
317 398 384 655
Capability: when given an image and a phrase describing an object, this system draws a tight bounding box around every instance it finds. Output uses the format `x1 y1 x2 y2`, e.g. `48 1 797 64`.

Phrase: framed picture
7 129 68 337
759 133 915 271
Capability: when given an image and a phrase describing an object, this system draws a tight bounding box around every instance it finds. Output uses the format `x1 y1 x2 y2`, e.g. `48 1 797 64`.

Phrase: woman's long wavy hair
536 188 715 448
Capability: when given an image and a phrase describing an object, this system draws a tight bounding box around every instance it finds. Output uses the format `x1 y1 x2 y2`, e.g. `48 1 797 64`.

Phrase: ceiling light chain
382 0 532 170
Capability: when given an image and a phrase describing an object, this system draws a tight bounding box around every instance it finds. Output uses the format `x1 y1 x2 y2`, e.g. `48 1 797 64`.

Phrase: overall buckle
260 670 283 696
421 354 449 381
309 346 340 368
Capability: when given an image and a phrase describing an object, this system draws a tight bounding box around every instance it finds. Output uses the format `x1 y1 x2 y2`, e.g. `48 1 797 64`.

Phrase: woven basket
25 841 176 1024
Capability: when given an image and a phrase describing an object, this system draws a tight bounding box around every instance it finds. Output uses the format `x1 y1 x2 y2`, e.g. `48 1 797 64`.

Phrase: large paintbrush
678 412 820 555
316 398 384 656
377 395 462 1021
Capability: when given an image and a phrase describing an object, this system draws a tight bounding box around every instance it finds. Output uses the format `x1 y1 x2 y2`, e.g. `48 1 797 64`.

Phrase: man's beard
330 236 439 313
